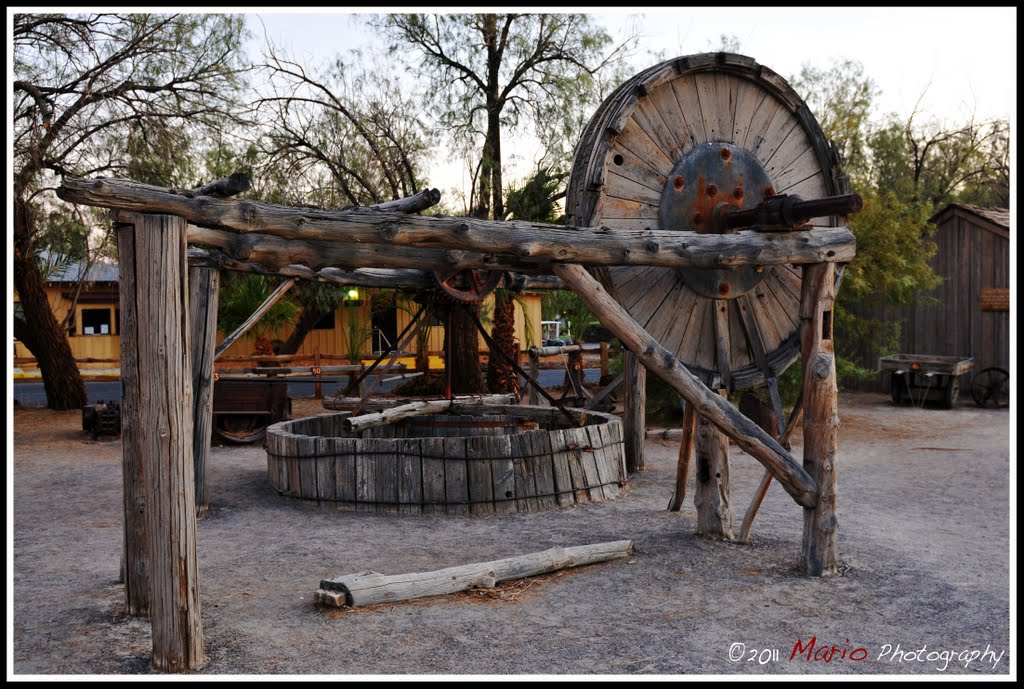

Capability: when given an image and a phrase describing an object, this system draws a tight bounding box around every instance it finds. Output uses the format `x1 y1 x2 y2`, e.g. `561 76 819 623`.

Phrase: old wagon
212 377 291 443
879 354 973 409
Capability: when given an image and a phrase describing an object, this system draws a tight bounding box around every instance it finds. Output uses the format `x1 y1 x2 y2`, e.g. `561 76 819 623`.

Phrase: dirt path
10 392 1011 676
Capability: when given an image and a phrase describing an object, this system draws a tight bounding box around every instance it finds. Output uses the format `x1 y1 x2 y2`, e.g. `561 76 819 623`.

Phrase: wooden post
800 263 839 575
526 355 541 406
668 399 698 511
118 212 204 670
313 348 323 400
600 341 609 377
188 265 219 518
622 352 646 472
115 214 150 618
694 389 734 539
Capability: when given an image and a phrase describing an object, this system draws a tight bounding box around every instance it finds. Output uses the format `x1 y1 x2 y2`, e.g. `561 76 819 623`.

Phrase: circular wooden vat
265 405 625 514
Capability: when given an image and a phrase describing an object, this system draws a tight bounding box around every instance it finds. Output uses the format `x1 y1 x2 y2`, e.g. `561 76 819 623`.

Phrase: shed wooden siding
845 205 1010 390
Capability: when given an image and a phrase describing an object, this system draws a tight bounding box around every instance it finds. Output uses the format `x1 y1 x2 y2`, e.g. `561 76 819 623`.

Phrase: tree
790 59 1008 385
13 13 248 409
866 112 1010 206
257 48 433 207
790 59 878 176
377 13 632 220
486 165 570 393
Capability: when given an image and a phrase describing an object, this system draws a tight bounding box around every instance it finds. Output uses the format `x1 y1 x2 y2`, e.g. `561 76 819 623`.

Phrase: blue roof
39 250 119 283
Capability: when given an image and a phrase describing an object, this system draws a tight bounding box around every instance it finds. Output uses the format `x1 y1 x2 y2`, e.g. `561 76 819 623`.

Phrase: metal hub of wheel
660 141 775 299
566 52 848 391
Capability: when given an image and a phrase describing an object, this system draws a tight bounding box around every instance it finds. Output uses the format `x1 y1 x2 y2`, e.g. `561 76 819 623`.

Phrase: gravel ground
10 391 1012 678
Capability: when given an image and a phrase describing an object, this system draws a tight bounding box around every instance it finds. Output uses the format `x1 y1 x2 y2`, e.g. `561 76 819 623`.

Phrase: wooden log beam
114 213 150 618
187 225 541 275
800 263 840 575
344 400 453 433
359 187 440 213
528 344 583 358
316 540 634 608
213 277 295 359
188 247 566 291
216 364 406 376
553 263 818 508
59 176 857 269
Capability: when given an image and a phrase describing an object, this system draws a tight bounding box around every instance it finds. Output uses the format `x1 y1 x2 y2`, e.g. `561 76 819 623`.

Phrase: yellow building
15 258 543 374
13 255 122 374
216 289 544 366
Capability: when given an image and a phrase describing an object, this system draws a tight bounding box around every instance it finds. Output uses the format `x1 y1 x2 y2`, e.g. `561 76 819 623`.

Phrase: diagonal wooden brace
553 263 818 509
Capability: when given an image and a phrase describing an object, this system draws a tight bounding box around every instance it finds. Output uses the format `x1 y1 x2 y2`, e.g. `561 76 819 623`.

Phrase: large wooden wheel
567 53 847 390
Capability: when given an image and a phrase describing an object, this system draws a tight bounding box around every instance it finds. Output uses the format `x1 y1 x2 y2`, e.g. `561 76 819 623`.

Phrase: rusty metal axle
721 193 863 231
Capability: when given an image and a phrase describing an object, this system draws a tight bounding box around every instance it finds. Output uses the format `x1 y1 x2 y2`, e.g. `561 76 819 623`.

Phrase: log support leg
694 390 734 539
623 352 646 472
188 265 219 518
800 263 839 575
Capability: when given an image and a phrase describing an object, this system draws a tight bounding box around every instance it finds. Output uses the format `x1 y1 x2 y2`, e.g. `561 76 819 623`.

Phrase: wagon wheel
432 268 503 303
566 53 846 391
971 367 1009 408
213 415 269 444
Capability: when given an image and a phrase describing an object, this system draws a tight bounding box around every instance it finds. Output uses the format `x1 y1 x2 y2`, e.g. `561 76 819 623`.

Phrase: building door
372 305 398 354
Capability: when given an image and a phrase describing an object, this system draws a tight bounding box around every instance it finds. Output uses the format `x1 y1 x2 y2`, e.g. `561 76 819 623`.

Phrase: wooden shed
857 203 1010 390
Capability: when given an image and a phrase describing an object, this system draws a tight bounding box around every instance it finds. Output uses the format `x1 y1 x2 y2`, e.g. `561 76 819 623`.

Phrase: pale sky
246 7 1016 202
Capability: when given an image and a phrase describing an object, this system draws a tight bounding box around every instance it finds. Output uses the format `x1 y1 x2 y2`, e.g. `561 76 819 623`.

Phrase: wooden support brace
622 352 647 472
552 263 817 508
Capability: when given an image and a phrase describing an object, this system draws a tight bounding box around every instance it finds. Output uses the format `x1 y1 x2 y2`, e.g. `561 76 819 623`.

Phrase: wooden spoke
670 74 708 145
659 283 702 357
725 298 751 371
713 300 733 391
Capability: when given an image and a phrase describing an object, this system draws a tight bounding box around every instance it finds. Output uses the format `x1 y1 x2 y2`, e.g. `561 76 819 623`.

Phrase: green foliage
377 13 634 218
541 290 598 344
790 59 878 175
504 166 568 223
789 58 1007 388
217 273 300 341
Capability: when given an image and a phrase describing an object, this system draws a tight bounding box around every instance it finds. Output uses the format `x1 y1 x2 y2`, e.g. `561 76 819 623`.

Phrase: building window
81 308 112 335
313 311 335 330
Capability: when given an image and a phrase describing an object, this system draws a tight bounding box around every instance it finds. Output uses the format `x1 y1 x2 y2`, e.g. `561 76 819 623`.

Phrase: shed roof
930 203 1010 230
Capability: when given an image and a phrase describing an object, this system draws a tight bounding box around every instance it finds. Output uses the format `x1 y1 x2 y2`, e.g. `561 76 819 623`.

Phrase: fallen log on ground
315 540 634 608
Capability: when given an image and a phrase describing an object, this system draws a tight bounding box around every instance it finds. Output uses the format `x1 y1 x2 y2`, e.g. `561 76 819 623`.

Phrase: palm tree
488 167 568 393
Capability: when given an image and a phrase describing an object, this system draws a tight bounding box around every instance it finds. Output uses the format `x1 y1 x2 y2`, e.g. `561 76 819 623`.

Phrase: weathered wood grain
119 213 203 670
